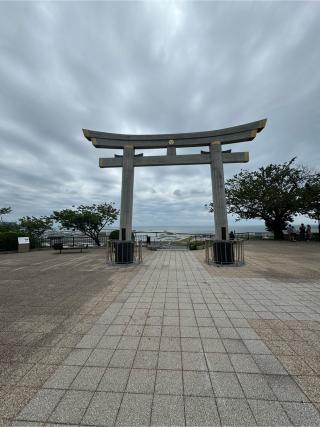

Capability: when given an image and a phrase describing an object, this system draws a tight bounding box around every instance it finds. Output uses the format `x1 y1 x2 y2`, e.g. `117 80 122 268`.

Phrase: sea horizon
132 225 267 234
105 223 319 234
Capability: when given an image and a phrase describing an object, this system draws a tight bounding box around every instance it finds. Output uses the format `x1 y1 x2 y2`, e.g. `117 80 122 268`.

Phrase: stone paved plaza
1 243 320 426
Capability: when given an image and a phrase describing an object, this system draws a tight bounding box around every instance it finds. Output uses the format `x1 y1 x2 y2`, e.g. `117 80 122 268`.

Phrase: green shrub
188 240 205 250
0 232 19 251
108 230 135 240
109 230 119 240
188 242 197 250
0 222 20 233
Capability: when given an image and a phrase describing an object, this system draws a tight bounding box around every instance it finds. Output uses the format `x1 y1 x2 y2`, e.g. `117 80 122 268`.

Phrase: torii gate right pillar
210 141 228 240
120 145 134 241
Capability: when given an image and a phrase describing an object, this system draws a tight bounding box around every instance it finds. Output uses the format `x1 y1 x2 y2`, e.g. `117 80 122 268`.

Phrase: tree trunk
273 227 284 240
94 236 101 246
265 218 285 240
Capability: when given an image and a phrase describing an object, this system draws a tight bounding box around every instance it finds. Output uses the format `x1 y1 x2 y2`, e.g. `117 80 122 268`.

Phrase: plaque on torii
83 119 266 245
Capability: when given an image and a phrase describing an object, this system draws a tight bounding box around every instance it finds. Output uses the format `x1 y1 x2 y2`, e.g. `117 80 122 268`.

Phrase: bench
53 243 88 254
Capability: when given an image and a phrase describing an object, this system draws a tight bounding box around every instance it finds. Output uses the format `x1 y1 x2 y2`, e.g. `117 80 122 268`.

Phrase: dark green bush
0 222 20 233
0 232 19 251
108 230 135 240
189 243 197 250
188 240 205 250
109 230 119 240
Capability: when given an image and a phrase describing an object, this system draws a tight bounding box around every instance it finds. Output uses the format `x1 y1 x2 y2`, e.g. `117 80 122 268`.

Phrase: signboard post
18 237 30 253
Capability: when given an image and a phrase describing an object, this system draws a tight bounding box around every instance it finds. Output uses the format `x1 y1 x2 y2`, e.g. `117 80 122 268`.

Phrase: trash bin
115 241 134 264
213 240 234 264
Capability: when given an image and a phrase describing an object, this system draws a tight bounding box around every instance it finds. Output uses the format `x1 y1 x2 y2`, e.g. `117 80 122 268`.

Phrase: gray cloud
0 1 319 227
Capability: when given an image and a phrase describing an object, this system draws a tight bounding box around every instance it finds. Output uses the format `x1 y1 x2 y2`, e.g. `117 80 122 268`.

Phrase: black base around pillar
115 241 134 264
213 241 234 264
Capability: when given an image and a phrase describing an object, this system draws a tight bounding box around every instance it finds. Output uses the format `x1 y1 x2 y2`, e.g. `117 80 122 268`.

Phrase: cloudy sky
1 1 319 230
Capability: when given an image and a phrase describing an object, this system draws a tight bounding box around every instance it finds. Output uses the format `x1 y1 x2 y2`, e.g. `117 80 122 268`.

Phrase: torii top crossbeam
83 118 266 149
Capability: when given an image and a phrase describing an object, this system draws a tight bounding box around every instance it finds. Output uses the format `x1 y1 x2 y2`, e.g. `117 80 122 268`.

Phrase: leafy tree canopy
52 203 119 246
302 172 320 238
0 206 12 221
209 158 313 240
0 222 20 233
19 216 53 239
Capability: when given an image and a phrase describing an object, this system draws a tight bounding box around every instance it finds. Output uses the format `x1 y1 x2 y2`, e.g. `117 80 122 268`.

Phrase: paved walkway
14 251 320 426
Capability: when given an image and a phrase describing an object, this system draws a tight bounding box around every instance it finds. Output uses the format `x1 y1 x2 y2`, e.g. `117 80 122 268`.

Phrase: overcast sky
1 1 319 229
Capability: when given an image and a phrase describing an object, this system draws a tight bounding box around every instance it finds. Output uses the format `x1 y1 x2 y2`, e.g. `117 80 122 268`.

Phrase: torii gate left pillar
120 145 134 241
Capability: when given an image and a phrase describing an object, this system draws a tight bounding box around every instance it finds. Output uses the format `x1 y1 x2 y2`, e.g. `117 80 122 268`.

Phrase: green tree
52 203 119 246
303 173 320 240
19 216 53 239
209 159 311 240
0 207 19 233
0 206 12 222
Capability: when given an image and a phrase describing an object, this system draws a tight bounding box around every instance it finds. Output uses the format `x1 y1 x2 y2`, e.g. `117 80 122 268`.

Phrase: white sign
18 237 30 244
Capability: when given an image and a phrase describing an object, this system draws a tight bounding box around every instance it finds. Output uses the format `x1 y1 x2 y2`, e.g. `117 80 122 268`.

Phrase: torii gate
83 118 266 245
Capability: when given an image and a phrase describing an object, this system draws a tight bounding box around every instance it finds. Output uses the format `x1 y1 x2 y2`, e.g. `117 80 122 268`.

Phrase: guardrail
31 235 108 249
134 231 273 245
134 233 214 246
147 241 189 250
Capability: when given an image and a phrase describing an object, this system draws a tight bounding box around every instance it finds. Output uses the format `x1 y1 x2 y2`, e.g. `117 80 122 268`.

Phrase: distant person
299 223 306 241
291 225 297 241
229 231 235 240
287 224 296 241
306 225 312 241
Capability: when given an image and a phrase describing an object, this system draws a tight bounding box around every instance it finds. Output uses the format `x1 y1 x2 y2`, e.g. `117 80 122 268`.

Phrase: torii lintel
83 118 267 149
99 151 249 168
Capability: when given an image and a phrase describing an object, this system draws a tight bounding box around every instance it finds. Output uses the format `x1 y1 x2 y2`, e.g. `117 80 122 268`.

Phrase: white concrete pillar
120 145 134 241
210 141 228 240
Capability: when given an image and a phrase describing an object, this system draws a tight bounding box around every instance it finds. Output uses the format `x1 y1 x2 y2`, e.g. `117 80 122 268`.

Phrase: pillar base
213 241 234 264
115 241 134 264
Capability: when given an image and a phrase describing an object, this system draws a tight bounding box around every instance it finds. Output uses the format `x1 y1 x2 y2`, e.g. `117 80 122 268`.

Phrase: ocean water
132 225 268 234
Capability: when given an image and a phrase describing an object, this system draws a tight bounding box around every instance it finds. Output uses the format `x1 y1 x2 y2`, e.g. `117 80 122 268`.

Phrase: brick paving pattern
10 250 320 425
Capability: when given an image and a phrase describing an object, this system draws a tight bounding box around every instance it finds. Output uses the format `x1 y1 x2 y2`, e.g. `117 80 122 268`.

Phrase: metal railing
106 240 143 264
205 239 244 266
133 231 275 245
147 241 189 250
31 235 108 249
134 232 215 246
